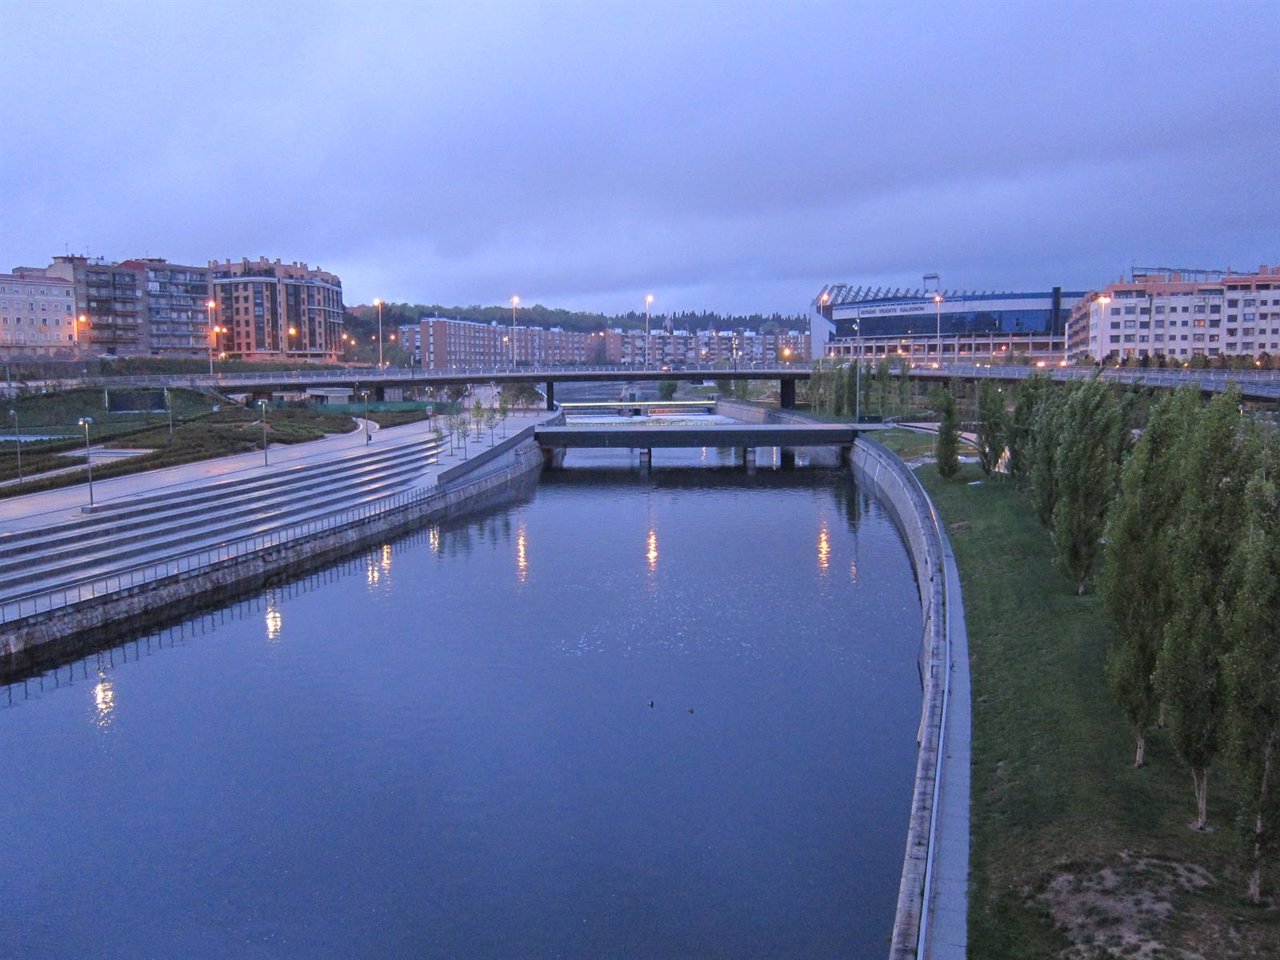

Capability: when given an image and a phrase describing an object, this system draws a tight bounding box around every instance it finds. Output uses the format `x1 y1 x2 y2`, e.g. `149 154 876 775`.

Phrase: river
0 446 921 959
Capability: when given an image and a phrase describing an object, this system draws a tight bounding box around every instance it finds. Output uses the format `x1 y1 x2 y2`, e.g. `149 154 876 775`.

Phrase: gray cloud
3 0 1276 314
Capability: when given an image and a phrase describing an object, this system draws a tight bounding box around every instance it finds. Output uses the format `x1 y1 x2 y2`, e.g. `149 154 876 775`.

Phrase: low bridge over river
535 421 886 465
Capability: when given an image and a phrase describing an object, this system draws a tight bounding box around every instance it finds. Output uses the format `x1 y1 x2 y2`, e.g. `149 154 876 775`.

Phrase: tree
1157 388 1256 830
1101 388 1199 766
975 382 1006 477
484 405 499 445
1050 380 1125 594
1007 374 1052 486
935 388 959 479
658 380 678 400
471 399 485 439
1223 457 1280 902
1028 382 1072 528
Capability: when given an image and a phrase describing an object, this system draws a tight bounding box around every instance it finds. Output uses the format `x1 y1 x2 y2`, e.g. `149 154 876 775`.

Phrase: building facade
210 258 344 363
1068 265 1280 363
0 270 79 358
812 282 1083 363
134 258 212 357
417 317 809 370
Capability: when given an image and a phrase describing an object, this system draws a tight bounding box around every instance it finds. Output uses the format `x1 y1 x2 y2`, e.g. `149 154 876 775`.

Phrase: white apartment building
1069 265 1280 363
0 270 80 358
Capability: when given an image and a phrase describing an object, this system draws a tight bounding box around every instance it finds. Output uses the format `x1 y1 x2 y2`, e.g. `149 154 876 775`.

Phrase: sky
3 0 1277 315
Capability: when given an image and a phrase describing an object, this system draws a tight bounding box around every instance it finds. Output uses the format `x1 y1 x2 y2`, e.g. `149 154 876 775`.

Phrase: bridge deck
535 423 874 448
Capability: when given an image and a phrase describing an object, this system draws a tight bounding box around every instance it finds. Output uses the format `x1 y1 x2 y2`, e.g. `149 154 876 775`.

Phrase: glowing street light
510 296 519 366
206 299 218 376
934 294 944 366
372 298 386 369
1094 294 1112 365
645 293 654 370
78 416 94 508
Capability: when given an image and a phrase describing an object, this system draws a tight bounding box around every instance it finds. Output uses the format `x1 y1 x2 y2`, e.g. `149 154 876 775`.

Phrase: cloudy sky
3 0 1277 314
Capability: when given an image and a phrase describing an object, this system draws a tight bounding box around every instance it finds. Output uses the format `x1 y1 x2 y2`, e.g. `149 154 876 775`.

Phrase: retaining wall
2 440 545 670
852 438 969 960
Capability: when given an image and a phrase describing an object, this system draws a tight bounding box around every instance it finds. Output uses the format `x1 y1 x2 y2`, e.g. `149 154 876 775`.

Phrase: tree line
806 359 918 421
933 375 1279 903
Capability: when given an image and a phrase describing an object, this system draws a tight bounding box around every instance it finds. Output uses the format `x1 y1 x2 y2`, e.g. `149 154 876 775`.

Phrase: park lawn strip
916 463 1280 958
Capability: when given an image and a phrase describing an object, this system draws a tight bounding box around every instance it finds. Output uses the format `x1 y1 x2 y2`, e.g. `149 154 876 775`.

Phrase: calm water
0 448 921 959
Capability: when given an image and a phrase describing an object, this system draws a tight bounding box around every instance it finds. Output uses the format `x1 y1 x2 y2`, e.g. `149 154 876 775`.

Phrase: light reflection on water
0 448 921 960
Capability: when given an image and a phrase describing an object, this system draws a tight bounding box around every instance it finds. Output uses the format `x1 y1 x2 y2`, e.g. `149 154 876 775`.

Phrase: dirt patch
1038 853 1214 959
948 520 971 533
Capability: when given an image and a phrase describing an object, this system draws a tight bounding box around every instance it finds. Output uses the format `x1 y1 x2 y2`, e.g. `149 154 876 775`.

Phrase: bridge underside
534 424 860 449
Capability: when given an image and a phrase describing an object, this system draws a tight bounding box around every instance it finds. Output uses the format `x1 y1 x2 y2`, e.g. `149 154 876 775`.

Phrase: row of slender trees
807 359 917 420
935 375 1278 902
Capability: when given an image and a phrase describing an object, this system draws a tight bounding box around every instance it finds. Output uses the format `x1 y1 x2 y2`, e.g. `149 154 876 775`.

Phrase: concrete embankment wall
2 439 546 670
851 438 969 960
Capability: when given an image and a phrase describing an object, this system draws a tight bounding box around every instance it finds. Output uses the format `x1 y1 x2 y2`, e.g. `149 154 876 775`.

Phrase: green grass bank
914 461 1279 958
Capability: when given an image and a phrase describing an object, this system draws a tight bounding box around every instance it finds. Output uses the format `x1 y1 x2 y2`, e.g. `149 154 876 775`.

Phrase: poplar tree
1029 382 1072 528
832 364 847 418
844 361 858 419
935 388 959 479
1051 380 1123 594
1102 389 1199 766
1007 374 1052 486
1223 454 1280 903
975 382 1006 476
1157 388 1255 830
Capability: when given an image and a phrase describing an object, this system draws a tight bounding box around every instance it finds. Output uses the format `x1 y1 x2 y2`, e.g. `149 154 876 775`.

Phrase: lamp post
9 408 20 483
361 390 371 444
1094 294 1111 365
374 299 384 369
510 296 519 367
164 388 173 439
645 293 654 370
78 417 94 508
853 319 862 423
258 400 269 465
933 294 944 366
206 299 218 376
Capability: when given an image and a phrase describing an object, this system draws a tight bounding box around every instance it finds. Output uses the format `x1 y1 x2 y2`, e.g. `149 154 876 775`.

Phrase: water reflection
92 675 115 729
516 522 529 583
817 520 831 573
265 593 283 643
646 528 659 573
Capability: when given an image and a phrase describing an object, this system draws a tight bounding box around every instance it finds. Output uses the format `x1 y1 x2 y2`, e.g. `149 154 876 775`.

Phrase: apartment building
1068 265 1280 362
604 328 811 366
0 270 79 358
210 258 344 362
420 317 599 369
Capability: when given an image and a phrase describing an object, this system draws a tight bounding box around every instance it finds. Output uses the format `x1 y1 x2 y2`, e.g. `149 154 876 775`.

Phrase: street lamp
510 296 519 366
1094 294 1112 365
9 408 20 483
164 388 173 438
258 400 269 465
374 298 384 369
361 390 371 444
206 299 218 376
934 294 944 366
78 417 94 508
853 319 862 423
645 293 654 370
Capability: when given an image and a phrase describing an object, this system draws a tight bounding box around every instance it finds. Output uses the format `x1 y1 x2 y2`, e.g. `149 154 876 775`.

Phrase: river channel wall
716 399 968 960
1 434 547 672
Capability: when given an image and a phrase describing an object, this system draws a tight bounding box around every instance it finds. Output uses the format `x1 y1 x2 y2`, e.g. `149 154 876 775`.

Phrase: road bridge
534 421 885 466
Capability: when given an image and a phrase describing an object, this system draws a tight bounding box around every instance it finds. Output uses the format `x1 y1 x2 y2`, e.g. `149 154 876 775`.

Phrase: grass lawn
1 391 360 495
915 463 1279 957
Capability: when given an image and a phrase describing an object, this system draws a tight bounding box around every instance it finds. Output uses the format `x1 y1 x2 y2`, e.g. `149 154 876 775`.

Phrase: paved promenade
0 406 551 537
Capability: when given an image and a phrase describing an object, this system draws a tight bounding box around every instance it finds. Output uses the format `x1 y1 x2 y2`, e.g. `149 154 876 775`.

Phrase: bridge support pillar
780 448 796 469
744 447 756 475
374 386 386 403
780 379 796 409
545 380 556 410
